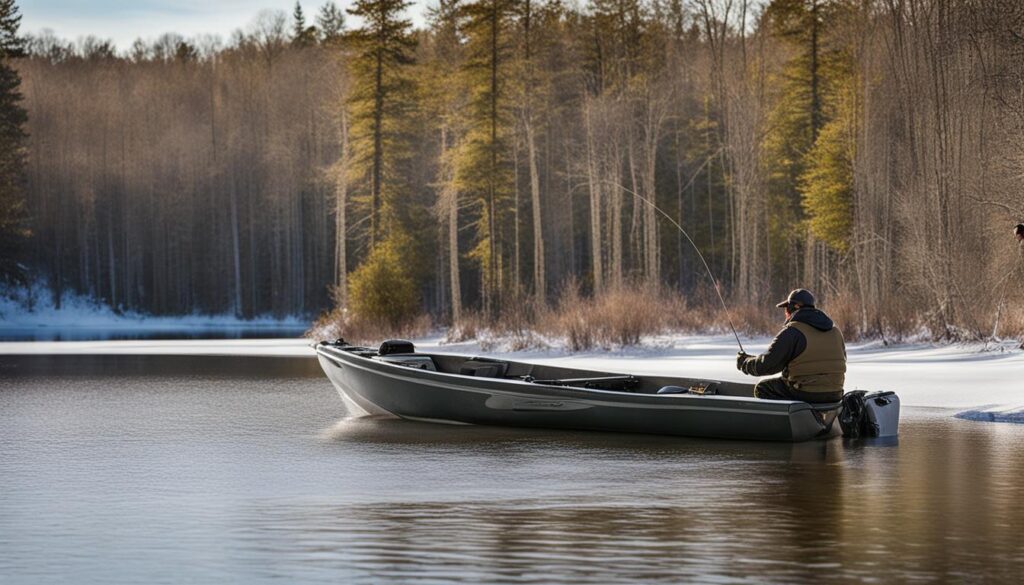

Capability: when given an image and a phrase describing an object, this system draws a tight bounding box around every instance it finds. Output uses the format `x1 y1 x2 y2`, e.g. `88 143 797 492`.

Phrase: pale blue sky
20 0 429 49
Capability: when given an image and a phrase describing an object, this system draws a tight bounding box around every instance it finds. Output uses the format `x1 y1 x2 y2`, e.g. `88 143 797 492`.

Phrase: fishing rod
599 179 746 354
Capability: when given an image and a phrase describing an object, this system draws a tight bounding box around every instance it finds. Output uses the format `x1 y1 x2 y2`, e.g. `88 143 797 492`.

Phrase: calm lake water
0 326 310 342
1 355 1022 584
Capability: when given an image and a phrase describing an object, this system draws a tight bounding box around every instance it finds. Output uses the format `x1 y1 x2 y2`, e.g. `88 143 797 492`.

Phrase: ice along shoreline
1 334 1021 421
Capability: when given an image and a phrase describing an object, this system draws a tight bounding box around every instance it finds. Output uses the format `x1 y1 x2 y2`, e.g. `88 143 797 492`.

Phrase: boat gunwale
315 344 829 417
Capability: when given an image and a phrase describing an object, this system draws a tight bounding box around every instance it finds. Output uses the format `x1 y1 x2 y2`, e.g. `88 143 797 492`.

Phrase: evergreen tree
347 232 419 328
174 39 198 62
0 0 28 285
292 2 318 46
800 98 854 252
343 0 419 323
800 36 856 253
761 0 844 276
345 0 416 244
316 1 346 45
453 0 517 314
766 0 832 139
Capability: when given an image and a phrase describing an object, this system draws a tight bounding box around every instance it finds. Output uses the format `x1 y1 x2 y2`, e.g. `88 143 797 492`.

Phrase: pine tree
453 0 517 314
340 0 424 326
344 0 416 245
316 1 346 45
0 0 28 285
800 39 856 253
292 2 318 47
800 101 854 252
174 39 198 62
762 0 844 280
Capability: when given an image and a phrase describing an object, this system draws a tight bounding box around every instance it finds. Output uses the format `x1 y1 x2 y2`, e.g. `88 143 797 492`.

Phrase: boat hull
316 345 835 442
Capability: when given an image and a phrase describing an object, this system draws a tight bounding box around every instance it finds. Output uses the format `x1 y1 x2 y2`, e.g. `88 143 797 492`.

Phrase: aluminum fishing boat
315 339 844 442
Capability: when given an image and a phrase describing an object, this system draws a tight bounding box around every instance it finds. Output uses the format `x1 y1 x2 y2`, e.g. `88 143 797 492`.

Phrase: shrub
537 282 691 350
348 236 419 330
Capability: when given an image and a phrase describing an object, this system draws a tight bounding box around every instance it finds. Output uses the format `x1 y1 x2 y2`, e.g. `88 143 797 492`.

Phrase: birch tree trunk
584 98 603 294
526 121 545 304
609 163 623 290
513 136 521 292
448 181 461 323
641 90 667 287
627 133 641 277
439 126 462 323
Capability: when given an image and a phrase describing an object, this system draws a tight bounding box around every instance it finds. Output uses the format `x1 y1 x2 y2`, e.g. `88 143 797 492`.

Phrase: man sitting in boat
735 289 846 404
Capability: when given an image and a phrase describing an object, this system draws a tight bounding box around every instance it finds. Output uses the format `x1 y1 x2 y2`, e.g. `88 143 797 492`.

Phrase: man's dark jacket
739 308 847 393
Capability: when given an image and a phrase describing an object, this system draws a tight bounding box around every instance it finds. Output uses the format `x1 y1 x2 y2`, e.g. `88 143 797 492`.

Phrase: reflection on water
0 326 309 342
1 355 1022 584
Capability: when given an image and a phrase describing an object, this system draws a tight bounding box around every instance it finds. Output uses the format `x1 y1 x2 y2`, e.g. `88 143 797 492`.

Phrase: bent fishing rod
599 179 746 354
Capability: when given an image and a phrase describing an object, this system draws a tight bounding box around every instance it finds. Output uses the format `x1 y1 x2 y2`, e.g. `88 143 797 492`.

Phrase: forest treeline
3 0 1024 341
16 8 345 316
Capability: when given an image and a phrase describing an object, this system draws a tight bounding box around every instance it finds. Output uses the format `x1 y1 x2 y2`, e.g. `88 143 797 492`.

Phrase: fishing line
599 180 746 354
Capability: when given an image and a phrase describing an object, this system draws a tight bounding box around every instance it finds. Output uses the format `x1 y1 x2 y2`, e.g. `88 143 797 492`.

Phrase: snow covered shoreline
0 284 308 341
1 334 1021 420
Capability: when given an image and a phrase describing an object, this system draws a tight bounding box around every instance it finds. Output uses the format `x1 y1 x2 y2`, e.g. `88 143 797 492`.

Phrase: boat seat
378 355 437 371
459 359 508 378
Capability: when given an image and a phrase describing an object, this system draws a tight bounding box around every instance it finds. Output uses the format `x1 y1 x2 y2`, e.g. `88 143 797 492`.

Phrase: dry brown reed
309 283 1024 350
307 307 432 346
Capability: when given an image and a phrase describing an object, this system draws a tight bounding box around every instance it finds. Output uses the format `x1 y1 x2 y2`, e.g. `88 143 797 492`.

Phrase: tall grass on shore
309 282 1024 350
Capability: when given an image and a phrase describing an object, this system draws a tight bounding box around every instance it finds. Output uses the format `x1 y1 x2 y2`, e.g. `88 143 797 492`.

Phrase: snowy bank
954 406 1024 424
0 285 307 341
1 333 1021 418
0 337 315 357
452 336 1024 414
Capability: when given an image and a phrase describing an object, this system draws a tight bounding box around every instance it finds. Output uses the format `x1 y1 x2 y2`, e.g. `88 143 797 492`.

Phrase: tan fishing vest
783 321 847 393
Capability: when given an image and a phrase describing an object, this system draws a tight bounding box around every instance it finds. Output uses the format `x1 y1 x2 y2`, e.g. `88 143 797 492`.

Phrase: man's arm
739 327 806 376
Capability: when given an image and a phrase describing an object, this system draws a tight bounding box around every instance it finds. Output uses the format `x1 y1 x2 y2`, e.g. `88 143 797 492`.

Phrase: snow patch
2 325 1022 416
425 335 1024 416
955 405 1024 424
0 283 307 340
0 338 316 357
